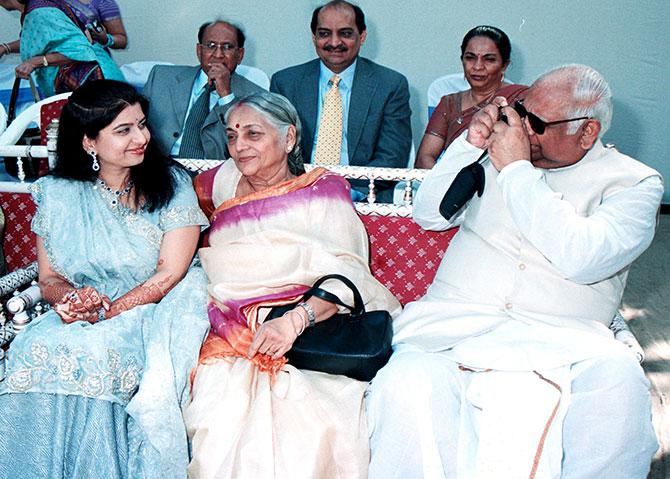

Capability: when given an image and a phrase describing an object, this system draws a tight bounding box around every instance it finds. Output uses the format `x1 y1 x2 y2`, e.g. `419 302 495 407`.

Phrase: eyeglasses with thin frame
200 41 238 53
513 100 589 135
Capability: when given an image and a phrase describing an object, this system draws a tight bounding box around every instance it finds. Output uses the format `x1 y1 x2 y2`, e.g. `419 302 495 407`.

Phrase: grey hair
534 64 612 138
223 91 305 175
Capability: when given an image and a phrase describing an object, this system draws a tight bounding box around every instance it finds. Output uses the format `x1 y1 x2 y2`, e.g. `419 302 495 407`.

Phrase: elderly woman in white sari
186 91 401 478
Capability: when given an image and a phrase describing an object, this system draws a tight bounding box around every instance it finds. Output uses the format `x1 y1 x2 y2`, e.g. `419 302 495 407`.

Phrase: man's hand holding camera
467 96 531 172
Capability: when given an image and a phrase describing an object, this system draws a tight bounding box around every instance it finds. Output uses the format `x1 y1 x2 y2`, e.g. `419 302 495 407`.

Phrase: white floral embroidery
159 205 208 231
4 343 142 403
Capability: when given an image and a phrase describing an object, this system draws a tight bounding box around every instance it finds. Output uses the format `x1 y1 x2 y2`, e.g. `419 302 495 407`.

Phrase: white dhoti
366 325 657 479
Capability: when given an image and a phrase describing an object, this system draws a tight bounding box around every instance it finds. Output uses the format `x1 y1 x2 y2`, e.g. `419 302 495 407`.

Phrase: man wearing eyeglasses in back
366 64 662 478
144 20 263 160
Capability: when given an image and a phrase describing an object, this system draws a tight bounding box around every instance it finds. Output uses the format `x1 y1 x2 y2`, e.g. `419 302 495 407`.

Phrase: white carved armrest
0 262 38 298
0 115 60 182
0 262 44 356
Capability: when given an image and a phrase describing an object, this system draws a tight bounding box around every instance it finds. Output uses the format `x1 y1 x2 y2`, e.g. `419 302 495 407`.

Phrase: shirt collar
195 69 214 94
319 59 357 90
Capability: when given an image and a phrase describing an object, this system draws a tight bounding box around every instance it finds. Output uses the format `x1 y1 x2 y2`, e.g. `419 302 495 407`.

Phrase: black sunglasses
512 100 589 135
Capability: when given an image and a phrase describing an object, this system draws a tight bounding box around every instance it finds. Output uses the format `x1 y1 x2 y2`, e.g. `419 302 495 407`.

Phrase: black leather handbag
268 274 393 382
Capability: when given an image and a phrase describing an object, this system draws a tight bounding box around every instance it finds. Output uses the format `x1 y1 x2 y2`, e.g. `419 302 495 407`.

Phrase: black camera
439 106 510 221
85 20 104 34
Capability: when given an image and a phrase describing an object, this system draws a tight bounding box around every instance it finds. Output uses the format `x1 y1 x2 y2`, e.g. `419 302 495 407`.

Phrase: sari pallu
20 0 124 97
186 164 401 478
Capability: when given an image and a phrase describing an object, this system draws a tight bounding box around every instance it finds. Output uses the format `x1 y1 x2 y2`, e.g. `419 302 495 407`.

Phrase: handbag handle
303 274 366 317
7 76 41 124
7 77 21 124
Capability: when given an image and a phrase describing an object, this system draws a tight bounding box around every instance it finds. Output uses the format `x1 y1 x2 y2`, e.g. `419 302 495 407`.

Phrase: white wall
2 0 668 201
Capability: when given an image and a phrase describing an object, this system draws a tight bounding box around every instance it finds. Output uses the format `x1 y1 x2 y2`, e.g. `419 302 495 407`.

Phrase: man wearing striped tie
271 1 412 201
144 20 263 160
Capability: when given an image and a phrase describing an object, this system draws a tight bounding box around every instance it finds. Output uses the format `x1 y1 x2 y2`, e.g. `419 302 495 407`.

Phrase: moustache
324 45 348 53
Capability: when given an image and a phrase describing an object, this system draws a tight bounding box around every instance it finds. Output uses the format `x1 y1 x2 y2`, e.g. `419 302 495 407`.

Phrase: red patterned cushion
360 215 457 305
0 191 456 304
0 192 37 272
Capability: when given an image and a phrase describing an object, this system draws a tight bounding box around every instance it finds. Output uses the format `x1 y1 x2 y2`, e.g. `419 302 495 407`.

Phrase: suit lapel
298 61 320 160
348 58 374 161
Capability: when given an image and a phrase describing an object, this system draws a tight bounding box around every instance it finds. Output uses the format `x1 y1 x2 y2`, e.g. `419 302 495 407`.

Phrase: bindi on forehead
228 122 263 131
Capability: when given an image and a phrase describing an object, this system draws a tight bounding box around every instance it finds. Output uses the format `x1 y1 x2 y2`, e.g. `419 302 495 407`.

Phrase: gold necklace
456 89 499 125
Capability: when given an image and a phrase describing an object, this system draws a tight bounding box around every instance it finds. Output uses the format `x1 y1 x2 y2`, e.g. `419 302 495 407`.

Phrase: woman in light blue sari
0 80 209 478
14 0 125 97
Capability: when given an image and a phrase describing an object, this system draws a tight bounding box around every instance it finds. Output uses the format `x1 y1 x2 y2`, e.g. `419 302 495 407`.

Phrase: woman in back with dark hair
416 25 527 169
0 79 209 478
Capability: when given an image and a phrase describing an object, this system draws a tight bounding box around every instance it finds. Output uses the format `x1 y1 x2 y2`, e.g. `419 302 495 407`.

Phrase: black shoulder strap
303 274 366 316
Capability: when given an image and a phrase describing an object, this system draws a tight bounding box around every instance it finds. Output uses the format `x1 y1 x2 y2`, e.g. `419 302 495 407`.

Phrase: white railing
175 158 429 218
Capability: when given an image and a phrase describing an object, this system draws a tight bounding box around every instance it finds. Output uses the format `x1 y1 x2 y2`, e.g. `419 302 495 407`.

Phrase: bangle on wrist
103 33 114 48
97 307 106 323
41 55 48 67
1 43 10 55
297 301 316 328
286 310 306 336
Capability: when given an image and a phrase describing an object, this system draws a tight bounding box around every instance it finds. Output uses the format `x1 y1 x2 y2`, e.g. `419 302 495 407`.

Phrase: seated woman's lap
185 358 369 479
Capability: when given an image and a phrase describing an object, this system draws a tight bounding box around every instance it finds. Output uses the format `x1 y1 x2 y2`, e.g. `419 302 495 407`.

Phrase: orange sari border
198 332 288 378
192 163 223 220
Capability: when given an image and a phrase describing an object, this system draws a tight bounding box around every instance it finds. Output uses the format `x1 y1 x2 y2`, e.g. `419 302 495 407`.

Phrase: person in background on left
62 0 128 49
0 0 127 60
3 0 126 97
0 0 21 59
143 20 264 160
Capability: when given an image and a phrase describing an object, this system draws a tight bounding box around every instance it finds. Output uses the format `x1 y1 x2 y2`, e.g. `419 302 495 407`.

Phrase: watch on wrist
297 302 316 328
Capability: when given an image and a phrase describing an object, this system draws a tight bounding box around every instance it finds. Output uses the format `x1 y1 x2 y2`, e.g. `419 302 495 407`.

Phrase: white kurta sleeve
413 132 485 231
496 160 663 284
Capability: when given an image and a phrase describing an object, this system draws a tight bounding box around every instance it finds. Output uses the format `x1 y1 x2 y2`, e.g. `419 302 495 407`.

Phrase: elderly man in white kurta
366 64 662 479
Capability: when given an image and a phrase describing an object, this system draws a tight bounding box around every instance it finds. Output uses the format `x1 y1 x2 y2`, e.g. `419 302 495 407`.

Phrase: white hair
224 91 305 175
534 64 612 138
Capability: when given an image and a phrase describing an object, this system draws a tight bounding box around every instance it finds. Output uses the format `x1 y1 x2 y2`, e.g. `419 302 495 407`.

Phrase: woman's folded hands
54 286 111 324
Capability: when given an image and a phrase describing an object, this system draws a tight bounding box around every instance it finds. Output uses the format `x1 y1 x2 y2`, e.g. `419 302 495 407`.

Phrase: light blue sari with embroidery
0 169 209 478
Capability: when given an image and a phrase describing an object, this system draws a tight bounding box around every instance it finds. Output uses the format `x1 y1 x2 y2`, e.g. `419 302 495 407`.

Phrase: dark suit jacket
270 57 412 169
143 65 263 159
